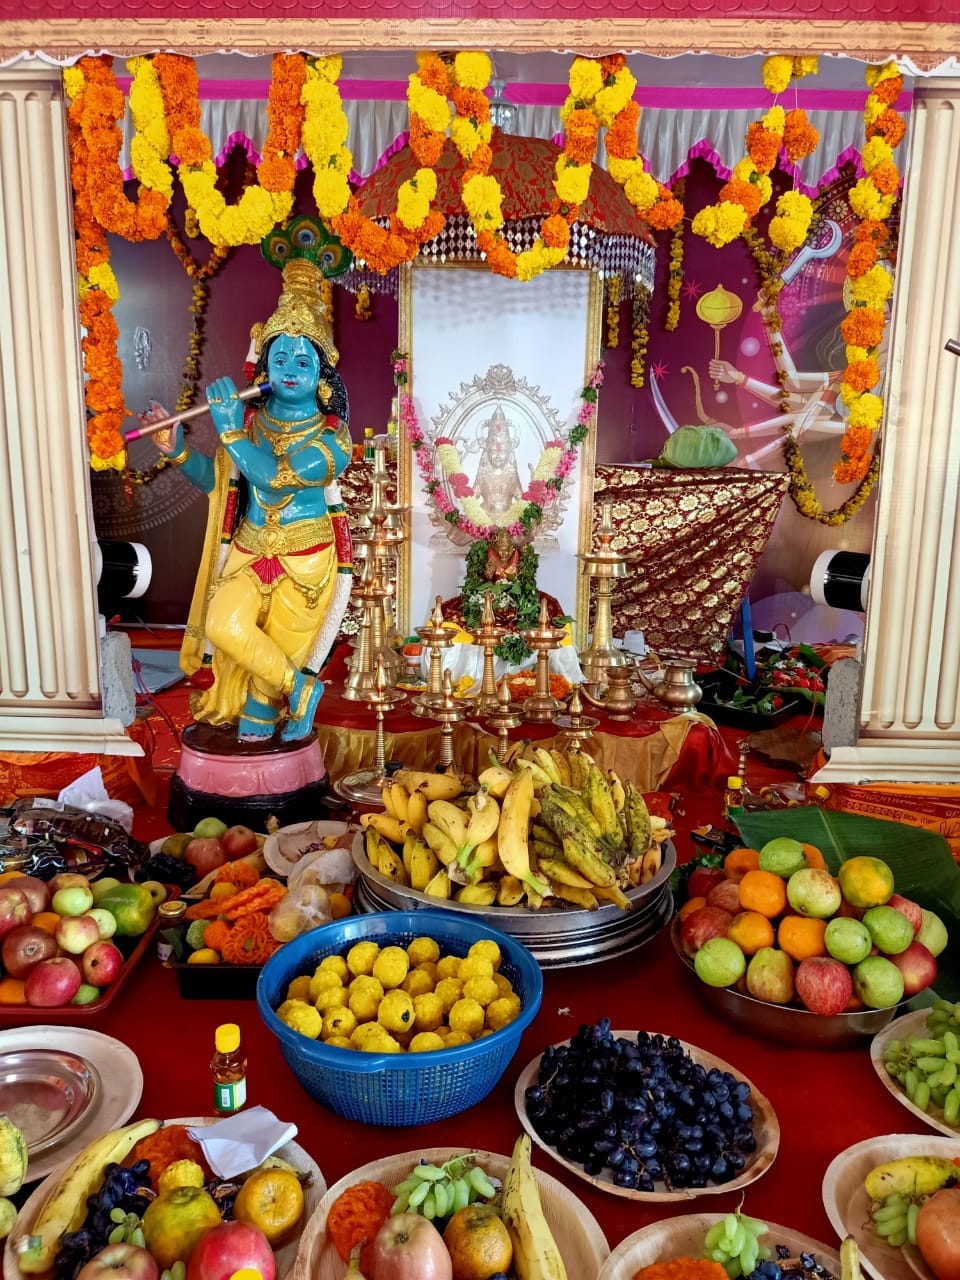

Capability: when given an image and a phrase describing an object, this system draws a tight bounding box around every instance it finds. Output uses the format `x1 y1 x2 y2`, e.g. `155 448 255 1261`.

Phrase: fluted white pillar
0 59 139 754
814 78 960 783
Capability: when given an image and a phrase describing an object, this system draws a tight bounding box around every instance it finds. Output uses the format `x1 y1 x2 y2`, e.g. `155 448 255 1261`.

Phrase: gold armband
316 440 335 480
168 443 191 466
220 428 248 446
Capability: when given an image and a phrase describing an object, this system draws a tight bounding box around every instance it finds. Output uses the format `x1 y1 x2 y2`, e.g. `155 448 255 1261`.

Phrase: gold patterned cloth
593 465 790 661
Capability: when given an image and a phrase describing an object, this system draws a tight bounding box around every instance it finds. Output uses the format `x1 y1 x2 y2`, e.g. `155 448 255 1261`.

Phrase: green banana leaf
735 806 960 1002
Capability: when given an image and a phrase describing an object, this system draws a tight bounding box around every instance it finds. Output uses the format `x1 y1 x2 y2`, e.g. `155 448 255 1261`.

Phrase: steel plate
0 1049 101 1157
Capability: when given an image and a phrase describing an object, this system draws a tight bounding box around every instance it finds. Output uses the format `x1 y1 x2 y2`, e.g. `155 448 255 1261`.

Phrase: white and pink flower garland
396 356 603 542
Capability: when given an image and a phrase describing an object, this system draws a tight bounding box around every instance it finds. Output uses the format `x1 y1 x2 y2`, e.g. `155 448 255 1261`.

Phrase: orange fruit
838 856 895 909
0 976 27 1004
443 1203 513 1280
209 883 237 902
233 1168 305 1245
726 911 775 956
778 915 828 961
142 1186 222 1269
328 892 351 920
738 869 788 919
800 843 828 871
723 848 761 883
31 911 61 935
678 895 707 922
187 949 220 965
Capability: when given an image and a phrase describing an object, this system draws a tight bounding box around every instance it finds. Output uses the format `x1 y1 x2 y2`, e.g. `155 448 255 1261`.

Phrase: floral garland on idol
664 178 686 332
691 56 820 252
394 352 602 542
785 60 904 525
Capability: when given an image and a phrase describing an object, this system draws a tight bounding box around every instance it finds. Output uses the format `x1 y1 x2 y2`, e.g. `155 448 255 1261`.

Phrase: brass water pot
636 658 703 711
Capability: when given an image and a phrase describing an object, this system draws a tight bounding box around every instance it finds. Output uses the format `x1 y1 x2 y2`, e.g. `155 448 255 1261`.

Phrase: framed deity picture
397 262 602 645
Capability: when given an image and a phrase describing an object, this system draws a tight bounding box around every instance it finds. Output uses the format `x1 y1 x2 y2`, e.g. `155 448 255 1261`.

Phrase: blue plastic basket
256 910 544 1127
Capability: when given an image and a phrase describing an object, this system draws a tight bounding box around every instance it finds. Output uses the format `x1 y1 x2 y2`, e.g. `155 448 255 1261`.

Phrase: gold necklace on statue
255 410 321 457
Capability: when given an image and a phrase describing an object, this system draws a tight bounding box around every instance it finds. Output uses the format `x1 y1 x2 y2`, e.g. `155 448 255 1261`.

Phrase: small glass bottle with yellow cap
211 1023 247 1114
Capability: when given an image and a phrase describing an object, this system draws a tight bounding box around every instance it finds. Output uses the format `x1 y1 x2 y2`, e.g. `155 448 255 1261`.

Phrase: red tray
0 918 159 1023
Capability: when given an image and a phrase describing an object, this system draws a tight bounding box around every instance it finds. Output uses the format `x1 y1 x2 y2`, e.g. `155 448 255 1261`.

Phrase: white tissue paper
187 1107 298 1180
57 766 135 833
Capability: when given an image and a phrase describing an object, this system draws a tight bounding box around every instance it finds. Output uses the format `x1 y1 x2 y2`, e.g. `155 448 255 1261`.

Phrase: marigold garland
631 289 651 389
153 52 300 246
355 284 373 321
605 276 623 348
665 179 686 332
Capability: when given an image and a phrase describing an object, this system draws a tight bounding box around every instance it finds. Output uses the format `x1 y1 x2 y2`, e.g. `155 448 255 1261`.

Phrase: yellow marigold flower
454 51 491 90
861 136 894 172
732 158 759 183
130 138 174 197
397 184 429 230
63 66 85 100
594 72 636 126
851 263 893 306
769 214 808 253
794 56 819 79
757 175 773 204
762 106 786 134
692 202 747 248
839 381 860 407
848 178 887 221
313 55 342 83
864 96 886 126
569 58 604 102
555 163 592 206
409 79 452 134
623 169 659 211
462 174 504 225
778 190 813 221
845 345 870 364
762 56 794 95
88 263 120 301
848 393 884 428
312 170 351 219
607 156 640 186
865 60 899 89
451 118 480 159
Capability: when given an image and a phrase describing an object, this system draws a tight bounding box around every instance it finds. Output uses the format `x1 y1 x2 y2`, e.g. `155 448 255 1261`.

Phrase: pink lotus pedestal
167 722 336 832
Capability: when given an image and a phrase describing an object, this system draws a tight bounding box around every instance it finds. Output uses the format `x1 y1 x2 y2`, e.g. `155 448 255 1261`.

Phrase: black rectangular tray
698 670 806 730
170 956 261 999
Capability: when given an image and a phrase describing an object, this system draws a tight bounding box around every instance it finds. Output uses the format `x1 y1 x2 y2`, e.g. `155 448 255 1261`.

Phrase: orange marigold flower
409 116 445 168
606 101 640 159
846 242 878 277
840 425 874 459
872 74 904 106
646 198 684 231
173 126 212 166
783 110 820 163
834 456 871 485
868 109 906 149
565 108 601 165
746 124 780 174
720 179 762 219
258 156 296 194
543 215 572 249
417 54 450 96
840 308 885 348
843 359 881 393
600 53 627 77
452 86 487 120
870 161 900 195
854 219 888 247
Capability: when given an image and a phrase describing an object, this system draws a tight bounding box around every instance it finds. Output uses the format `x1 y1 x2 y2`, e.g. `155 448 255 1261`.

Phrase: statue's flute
123 382 272 442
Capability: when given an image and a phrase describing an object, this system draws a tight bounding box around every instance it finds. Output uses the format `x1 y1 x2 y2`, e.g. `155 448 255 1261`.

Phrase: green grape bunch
870 1192 922 1250
391 1156 499 1225
107 1209 145 1249
883 1022 960 1126
704 1211 773 1279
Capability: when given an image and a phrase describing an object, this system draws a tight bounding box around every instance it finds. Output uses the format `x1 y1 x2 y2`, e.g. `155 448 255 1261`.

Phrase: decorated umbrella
345 132 656 296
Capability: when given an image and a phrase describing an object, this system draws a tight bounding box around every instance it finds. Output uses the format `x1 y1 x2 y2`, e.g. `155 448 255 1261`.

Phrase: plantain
606 768 626 814
532 748 561 786
364 826 390 872
377 843 410 886
423 868 451 899
501 1133 568 1280
426 800 468 848
537 856 594 889
478 760 514 799
457 791 501 875
525 886 545 909
359 811 408 845
496 875 526 907
381 784 398 819
624 781 652 859
514 757 554 790
640 847 662 883
549 881 599 910
549 786 605 840
405 787 428 835
594 883 634 910
471 837 499 872
864 1156 960 1202
531 823 561 849
565 750 585 791
532 839 567 866
583 766 621 841
389 782 409 823
547 747 570 783
538 791 603 852
498 770 550 898
18 1118 161 1274
560 835 617 889
422 821 459 866
456 881 498 906
840 1236 863 1280
392 769 463 801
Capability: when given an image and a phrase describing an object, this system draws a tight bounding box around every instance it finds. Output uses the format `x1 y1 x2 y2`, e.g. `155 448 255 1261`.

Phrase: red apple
687 866 727 901
795 956 854 1015
76 1244 159 1280
889 940 938 997
220 825 259 861
887 893 924 937
1 924 58 978
184 837 227 881
185 1222 275 1280
369 1213 452 1280
681 905 734 957
24 955 82 1007
706 879 742 915
48 872 92 896
81 940 124 987
0 886 32 940
55 913 102 955
1 875 50 915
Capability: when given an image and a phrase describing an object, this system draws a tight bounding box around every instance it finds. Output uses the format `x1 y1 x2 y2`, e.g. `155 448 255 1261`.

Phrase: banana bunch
17 1118 160 1274
501 1132 567 1280
360 746 673 913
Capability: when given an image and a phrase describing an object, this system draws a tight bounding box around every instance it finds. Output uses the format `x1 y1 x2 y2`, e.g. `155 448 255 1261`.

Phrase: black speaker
810 549 871 612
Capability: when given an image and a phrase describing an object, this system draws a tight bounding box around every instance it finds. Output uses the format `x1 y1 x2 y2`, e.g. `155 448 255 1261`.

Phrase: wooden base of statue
167 722 341 832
